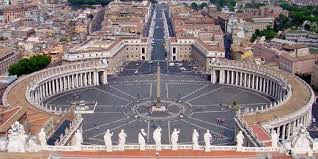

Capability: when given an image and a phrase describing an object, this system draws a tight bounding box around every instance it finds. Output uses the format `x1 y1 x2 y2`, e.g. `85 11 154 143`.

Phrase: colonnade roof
242 73 311 125
5 77 58 134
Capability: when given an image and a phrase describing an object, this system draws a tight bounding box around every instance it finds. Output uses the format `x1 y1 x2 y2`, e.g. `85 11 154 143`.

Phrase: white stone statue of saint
138 129 147 150
153 127 162 151
171 128 180 150
104 129 113 152
38 128 47 148
236 131 244 151
27 137 39 152
73 130 82 151
118 129 127 151
204 130 212 152
7 121 27 152
271 131 279 149
192 129 199 150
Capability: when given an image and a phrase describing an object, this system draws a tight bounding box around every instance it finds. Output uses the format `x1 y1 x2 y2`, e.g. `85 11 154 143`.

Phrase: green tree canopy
9 55 51 76
191 2 198 10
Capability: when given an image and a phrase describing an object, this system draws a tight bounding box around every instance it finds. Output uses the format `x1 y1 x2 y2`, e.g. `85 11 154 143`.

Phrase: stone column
103 70 108 84
211 69 217 84
59 77 63 92
219 69 225 84
72 75 75 88
226 70 230 84
52 79 56 95
88 72 92 85
240 72 243 86
251 75 255 89
93 71 99 85
259 78 263 92
287 123 291 139
235 71 239 85
231 70 234 85
79 73 83 87
84 73 87 86
255 76 259 91
262 78 266 93
48 81 52 96
75 74 78 88
282 124 286 140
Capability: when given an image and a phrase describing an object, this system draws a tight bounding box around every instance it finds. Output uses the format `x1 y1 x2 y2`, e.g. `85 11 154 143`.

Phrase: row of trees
9 55 51 76
278 2 318 33
190 2 208 11
209 0 236 11
250 27 277 42
68 0 111 6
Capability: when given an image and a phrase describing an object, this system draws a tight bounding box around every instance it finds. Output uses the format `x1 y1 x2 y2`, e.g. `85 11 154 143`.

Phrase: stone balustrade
42 144 276 152
57 115 83 146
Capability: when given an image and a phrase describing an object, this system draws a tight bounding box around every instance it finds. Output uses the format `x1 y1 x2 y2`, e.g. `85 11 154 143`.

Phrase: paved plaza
44 71 274 146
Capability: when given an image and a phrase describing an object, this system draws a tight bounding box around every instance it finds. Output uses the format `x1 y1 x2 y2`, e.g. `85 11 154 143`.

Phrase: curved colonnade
2 60 314 144
210 59 314 141
3 62 108 115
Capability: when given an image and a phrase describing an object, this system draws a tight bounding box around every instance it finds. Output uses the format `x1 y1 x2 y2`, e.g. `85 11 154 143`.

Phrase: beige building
63 37 150 74
0 48 21 75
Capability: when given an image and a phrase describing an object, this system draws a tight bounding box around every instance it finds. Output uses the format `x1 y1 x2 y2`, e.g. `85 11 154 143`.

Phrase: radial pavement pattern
44 73 274 146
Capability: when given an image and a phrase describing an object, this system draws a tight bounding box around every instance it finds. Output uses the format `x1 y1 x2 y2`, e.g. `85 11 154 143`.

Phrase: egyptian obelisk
156 63 161 104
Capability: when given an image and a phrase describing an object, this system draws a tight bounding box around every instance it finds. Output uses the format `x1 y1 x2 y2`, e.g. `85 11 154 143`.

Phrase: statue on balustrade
138 129 147 150
192 129 199 150
38 128 47 147
73 130 82 150
104 129 113 152
271 131 279 149
27 137 39 152
153 127 162 151
236 131 244 151
118 129 127 151
171 128 180 150
204 130 212 152
7 121 28 152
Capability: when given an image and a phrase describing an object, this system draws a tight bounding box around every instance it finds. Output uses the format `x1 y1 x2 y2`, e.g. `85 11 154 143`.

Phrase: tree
9 55 51 76
191 3 198 10
199 2 208 9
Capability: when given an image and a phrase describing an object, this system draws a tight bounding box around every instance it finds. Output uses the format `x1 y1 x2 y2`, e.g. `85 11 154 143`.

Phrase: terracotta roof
0 106 26 133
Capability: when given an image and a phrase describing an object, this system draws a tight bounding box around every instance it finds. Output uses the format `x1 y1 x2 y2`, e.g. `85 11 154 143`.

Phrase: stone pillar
255 76 259 91
72 75 75 88
262 78 266 93
244 73 247 87
211 69 217 84
75 74 78 88
287 123 291 139
88 72 92 85
48 81 52 96
84 73 87 86
103 70 107 84
79 73 83 87
59 77 63 92
240 72 243 86
226 70 230 84
282 124 286 140
251 75 255 89
93 71 99 85
235 71 239 85
52 79 56 95
231 70 234 85
219 69 225 84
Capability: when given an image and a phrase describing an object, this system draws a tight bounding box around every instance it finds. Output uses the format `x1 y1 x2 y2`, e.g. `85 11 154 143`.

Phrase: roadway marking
187 116 235 132
90 119 137 139
166 83 169 99
93 87 130 102
180 119 225 137
83 117 130 132
110 85 137 100
186 86 225 102
180 84 209 100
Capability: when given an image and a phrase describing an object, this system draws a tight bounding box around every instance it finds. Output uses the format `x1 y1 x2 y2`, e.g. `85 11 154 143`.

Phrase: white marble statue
27 137 39 152
153 127 162 151
236 131 244 151
38 128 47 147
73 130 82 150
204 130 212 152
118 129 127 151
138 129 147 150
271 131 279 149
104 129 113 152
192 129 199 150
7 121 27 152
171 128 180 150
